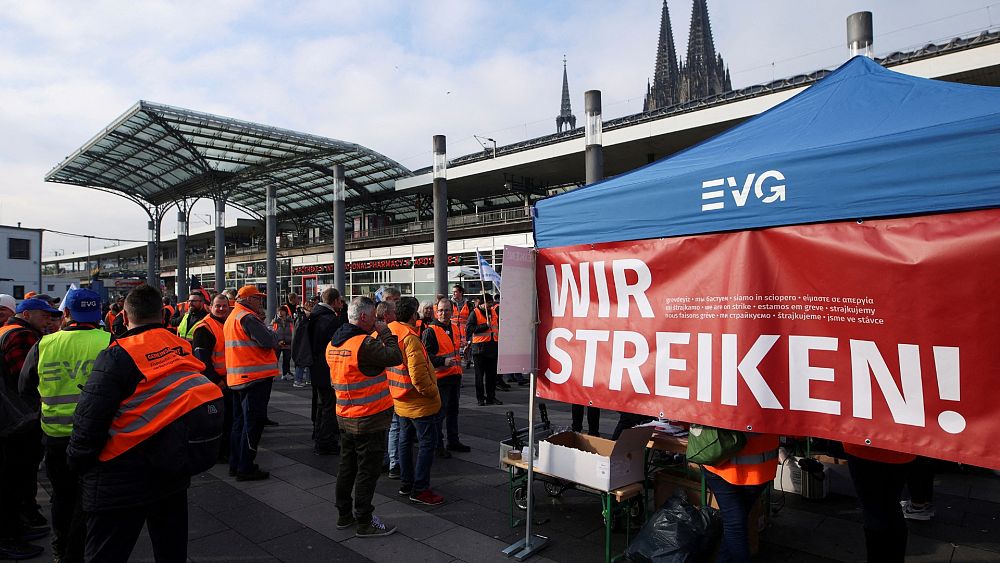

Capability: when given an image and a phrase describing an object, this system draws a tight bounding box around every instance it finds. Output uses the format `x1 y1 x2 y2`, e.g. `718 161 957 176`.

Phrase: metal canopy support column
266 185 278 320
177 209 188 298
432 135 448 297
147 220 156 286
584 90 604 185
332 165 346 296
215 198 226 292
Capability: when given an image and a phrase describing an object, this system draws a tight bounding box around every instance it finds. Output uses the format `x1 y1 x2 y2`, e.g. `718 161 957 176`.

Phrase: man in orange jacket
224 286 279 481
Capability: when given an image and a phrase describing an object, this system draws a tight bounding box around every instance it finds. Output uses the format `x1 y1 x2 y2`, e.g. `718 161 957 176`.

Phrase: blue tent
533 56 1000 249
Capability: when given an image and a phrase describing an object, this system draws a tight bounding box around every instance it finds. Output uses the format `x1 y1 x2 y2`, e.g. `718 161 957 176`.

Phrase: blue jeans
702 468 768 563
294 365 309 385
436 378 461 448
230 379 272 474
398 414 437 493
383 413 401 470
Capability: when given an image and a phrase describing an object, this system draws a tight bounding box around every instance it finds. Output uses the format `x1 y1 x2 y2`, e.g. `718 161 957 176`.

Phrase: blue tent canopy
533 56 1000 249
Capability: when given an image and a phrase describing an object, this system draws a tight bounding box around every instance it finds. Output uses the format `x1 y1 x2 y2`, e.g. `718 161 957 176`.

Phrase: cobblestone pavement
35 373 1000 562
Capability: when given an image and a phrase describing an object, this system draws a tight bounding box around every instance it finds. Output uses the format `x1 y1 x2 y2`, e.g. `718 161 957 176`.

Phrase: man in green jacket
176 291 208 340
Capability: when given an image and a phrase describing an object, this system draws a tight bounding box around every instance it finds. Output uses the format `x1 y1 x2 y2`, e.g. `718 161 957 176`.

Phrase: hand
444 357 455 366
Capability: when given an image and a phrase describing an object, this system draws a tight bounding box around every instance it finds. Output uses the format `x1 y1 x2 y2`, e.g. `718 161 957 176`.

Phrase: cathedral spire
644 0 680 112
680 0 730 101
556 56 576 133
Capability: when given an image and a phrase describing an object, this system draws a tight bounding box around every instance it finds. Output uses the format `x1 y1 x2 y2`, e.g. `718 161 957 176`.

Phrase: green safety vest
177 312 199 340
37 328 112 437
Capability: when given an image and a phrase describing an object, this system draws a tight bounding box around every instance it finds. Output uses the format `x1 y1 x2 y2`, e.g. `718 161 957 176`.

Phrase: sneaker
336 514 357 529
486 399 503 406
436 447 452 459
235 468 270 481
398 483 413 496
477 400 487 406
0 540 43 560
292 382 306 388
18 527 48 542
901 500 935 521
304 380 311 386
355 515 396 538
264 418 280 427
409 489 445 506
446 442 471 453
387 467 401 480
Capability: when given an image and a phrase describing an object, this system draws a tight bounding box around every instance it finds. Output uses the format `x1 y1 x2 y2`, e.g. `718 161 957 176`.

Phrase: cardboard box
653 470 718 509
536 428 653 491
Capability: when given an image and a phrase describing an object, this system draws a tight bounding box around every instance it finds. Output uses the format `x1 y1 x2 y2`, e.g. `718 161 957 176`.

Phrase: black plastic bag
625 492 721 563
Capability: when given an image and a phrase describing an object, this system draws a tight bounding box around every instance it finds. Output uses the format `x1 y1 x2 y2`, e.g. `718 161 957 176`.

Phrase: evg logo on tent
701 170 786 212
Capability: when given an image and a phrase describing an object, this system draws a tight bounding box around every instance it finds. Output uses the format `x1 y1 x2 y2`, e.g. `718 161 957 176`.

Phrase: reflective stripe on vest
99 328 222 461
37 328 111 437
223 304 279 389
471 308 497 344
191 316 226 380
429 324 462 379
326 334 393 418
703 434 779 486
386 322 422 399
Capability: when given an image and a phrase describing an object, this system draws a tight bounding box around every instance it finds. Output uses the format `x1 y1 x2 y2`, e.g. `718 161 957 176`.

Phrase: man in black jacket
67 285 222 562
306 288 344 455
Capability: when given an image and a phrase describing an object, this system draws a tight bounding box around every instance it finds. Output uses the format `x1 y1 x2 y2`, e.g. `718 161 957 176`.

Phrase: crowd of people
0 282 941 563
0 282 517 560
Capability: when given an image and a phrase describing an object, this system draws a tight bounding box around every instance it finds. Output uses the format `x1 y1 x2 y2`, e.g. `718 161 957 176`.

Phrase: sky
1 0 997 256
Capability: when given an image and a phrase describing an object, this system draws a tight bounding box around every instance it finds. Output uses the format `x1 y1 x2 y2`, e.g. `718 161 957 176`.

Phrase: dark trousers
312 383 340 450
45 439 85 562
219 388 233 461
277 348 291 376
336 429 386 525
85 489 187 563
0 425 42 539
846 454 909 563
571 405 601 436
436 377 461 448
611 412 655 440
399 414 437 493
472 353 497 402
703 469 768 563
906 456 934 504
230 379 272 474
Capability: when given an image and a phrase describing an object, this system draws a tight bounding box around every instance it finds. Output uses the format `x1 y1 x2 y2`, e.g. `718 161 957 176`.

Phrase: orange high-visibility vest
385 322 424 400
703 434 779 486
223 303 278 389
326 334 393 418
104 311 115 330
429 324 462 379
98 328 221 461
842 442 916 464
471 307 498 344
192 315 226 381
451 301 471 347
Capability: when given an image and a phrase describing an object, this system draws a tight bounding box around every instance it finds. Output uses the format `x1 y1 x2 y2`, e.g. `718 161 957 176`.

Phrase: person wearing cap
0 298 62 560
18 289 110 563
0 295 16 326
224 285 279 481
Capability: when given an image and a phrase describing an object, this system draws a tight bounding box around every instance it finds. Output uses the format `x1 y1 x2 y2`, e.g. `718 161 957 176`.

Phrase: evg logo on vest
701 170 786 212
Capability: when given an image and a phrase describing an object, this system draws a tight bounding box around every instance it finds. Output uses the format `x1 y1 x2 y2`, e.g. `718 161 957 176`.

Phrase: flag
58 283 78 312
476 250 501 293
374 285 385 302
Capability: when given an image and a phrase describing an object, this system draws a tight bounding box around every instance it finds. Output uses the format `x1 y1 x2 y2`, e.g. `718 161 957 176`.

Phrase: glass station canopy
44 101 419 231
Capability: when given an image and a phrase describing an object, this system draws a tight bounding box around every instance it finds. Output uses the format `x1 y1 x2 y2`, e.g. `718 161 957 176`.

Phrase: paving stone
952 544 1000 562
188 529 280 562
188 503 230 540
260 526 371 563
342 532 453 562
373 497 458 540
285 500 357 542
270 462 337 489
213 502 305 543
243 479 325 513
905 531 957 562
422 525 526 562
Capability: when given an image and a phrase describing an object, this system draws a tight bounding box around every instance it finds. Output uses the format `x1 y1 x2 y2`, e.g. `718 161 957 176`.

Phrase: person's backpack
685 424 747 465
178 396 225 476
290 313 313 367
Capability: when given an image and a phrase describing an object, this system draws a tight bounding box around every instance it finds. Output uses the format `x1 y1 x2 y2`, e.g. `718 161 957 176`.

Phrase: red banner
536 209 1000 469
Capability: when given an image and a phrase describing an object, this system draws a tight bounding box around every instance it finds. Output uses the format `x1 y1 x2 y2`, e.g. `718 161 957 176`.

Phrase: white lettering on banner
701 170 786 212
545 260 655 319
541 330 964 433
789 336 841 415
